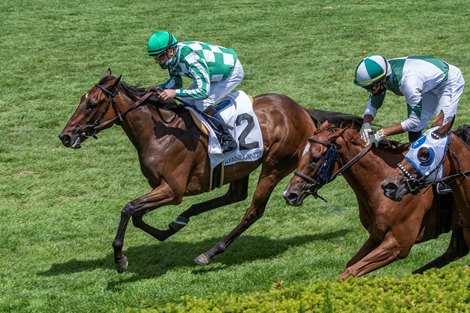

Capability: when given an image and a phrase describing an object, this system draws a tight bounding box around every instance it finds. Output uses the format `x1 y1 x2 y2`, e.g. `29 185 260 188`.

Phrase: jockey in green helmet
354 54 464 152
146 30 245 155
147 31 178 69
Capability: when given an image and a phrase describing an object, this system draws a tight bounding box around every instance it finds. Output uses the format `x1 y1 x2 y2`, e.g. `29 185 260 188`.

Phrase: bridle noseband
396 163 425 194
293 138 337 202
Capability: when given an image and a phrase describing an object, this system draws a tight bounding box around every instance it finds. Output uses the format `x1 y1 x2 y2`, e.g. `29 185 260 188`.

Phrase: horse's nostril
59 133 71 146
381 182 397 191
284 192 298 202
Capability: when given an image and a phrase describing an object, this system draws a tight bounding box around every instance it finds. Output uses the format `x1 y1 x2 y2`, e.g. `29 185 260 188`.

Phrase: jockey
147 30 244 154
354 54 465 145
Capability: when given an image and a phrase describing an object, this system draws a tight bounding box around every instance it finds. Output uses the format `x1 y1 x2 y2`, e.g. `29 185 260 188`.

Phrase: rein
432 148 470 183
330 143 372 180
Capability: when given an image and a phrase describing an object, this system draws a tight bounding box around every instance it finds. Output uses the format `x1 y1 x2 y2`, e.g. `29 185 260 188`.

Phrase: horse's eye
418 147 432 164
87 102 98 110
309 156 320 164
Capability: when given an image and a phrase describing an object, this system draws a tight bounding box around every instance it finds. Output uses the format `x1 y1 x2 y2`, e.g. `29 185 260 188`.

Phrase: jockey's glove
371 128 386 147
360 123 373 144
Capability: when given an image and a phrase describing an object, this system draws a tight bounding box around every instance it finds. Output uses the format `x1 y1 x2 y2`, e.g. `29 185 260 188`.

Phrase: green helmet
147 31 178 56
354 54 391 87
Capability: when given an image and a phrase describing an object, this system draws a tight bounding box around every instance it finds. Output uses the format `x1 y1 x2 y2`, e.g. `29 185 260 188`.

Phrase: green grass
1 0 469 312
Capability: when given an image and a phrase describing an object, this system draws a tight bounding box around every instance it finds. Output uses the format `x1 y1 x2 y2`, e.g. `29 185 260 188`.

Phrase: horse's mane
315 122 408 152
453 124 470 146
99 75 180 109
305 108 363 130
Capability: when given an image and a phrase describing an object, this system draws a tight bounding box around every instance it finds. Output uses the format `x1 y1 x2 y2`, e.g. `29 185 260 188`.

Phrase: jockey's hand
360 123 373 144
370 128 386 147
159 89 176 101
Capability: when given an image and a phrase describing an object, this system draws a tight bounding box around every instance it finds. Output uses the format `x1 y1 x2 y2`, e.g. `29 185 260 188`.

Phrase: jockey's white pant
412 64 465 131
182 60 244 112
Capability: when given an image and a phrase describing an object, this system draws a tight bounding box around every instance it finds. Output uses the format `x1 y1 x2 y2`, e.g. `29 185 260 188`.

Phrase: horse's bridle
294 135 372 201
396 163 427 194
81 83 121 138
397 136 451 195
81 80 153 138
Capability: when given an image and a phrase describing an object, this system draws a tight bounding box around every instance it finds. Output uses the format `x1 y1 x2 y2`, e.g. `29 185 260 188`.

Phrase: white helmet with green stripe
354 54 391 87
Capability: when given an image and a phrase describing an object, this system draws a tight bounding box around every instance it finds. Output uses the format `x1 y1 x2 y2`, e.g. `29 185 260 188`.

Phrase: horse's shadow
38 229 349 290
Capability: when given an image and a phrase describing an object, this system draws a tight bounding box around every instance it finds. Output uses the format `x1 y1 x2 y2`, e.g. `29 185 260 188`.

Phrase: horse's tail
453 124 470 146
305 108 363 130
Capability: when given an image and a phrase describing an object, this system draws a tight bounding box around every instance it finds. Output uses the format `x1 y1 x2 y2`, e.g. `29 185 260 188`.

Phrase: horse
58 69 364 273
283 121 468 280
382 111 470 254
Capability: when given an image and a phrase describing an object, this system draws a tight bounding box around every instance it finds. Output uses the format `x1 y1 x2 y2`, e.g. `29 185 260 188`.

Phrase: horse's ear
431 110 445 127
438 115 455 136
109 74 122 90
103 68 112 77
320 120 329 129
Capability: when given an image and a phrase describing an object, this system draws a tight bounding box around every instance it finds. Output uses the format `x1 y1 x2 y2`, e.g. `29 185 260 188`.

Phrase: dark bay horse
283 121 468 280
59 69 363 273
382 112 470 254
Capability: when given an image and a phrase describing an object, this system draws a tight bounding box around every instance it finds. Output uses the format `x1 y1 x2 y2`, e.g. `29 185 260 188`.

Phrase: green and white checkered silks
354 54 392 87
163 41 238 99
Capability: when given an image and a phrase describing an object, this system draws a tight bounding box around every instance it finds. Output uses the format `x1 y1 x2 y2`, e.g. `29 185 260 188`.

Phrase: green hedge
131 265 469 313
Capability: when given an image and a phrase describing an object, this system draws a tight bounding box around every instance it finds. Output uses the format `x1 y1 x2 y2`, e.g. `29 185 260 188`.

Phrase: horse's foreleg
413 225 469 274
345 237 380 268
159 177 249 241
340 234 408 280
112 183 180 273
195 172 281 265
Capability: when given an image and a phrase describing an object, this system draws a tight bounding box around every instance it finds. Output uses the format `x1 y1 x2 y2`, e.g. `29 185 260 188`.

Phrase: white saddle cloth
186 91 264 168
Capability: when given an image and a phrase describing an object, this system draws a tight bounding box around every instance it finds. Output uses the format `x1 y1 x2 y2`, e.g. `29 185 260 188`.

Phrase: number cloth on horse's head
404 126 450 183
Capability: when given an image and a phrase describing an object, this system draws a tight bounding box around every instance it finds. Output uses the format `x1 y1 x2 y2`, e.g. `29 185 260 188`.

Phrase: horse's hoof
340 269 352 281
195 253 211 266
116 256 128 273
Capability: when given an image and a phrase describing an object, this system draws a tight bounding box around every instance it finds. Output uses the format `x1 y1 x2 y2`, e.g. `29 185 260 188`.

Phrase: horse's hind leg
150 177 249 241
413 225 469 274
195 169 287 265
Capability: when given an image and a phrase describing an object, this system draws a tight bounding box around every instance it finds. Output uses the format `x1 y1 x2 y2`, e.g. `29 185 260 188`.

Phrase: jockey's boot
218 124 237 154
203 106 237 154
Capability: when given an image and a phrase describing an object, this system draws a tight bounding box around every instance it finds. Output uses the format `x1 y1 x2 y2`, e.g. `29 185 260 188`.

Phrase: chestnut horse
59 69 363 273
283 121 468 280
382 112 470 255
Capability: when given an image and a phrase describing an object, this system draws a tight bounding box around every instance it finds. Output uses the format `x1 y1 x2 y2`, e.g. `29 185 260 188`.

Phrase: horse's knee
121 202 135 218
244 207 265 222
